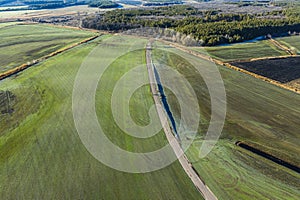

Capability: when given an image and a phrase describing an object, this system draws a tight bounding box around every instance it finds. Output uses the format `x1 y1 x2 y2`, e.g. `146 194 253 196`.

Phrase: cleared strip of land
146 41 217 200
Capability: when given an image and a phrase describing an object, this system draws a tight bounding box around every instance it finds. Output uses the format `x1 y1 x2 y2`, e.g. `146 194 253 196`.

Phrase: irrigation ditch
236 141 300 174
146 42 217 200
152 64 179 140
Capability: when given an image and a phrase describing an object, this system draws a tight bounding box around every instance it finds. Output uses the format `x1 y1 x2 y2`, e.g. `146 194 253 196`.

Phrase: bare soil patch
231 57 300 84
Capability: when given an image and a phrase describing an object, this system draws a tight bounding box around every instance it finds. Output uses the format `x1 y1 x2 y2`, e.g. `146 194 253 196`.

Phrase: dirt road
145 41 218 200
269 38 295 55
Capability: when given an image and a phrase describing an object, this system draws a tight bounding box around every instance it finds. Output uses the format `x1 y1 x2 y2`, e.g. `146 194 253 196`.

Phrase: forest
82 5 300 46
0 0 82 10
0 0 115 10
88 0 119 8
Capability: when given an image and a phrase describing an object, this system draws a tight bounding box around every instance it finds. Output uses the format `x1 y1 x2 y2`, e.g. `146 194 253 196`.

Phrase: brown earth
231 57 300 91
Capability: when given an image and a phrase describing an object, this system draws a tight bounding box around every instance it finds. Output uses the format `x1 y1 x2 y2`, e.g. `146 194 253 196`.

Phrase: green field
191 40 287 62
0 35 203 199
0 22 20 28
1 22 300 199
276 35 300 54
0 23 94 73
153 43 300 199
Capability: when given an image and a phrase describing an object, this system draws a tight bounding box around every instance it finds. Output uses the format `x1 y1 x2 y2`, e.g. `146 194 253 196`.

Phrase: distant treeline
88 0 119 8
142 0 182 6
82 5 300 46
0 0 85 10
179 19 300 46
0 0 119 10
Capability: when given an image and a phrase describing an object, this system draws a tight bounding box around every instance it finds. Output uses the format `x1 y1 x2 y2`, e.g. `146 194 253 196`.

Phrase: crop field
190 40 288 62
152 43 300 199
0 23 95 73
1 21 300 199
0 10 37 19
276 35 300 54
0 35 203 199
0 22 20 28
231 57 300 90
0 5 99 20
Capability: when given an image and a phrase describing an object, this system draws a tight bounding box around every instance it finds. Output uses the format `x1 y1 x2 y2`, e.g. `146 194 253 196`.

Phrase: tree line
82 5 300 46
88 0 119 9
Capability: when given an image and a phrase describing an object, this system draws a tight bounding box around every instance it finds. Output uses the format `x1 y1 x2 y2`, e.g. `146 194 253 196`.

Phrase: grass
0 22 20 28
276 35 300 54
0 35 202 199
1 23 299 199
190 40 288 62
0 24 95 73
152 42 300 199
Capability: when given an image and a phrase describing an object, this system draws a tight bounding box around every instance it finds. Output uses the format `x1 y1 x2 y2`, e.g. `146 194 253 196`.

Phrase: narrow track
146 41 218 200
269 38 296 55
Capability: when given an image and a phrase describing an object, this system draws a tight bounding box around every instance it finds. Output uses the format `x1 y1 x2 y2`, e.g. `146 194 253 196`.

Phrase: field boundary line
223 62 300 94
166 42 300 95
41 22 105 34
0 22 23 30
268 38 296 55
146 41 218 200
13 22 106 34
0 34 100 81
232 54 298 62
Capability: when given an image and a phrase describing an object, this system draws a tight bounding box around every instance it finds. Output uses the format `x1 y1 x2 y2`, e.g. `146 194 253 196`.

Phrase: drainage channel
152 64 179 140
236 141 300 174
